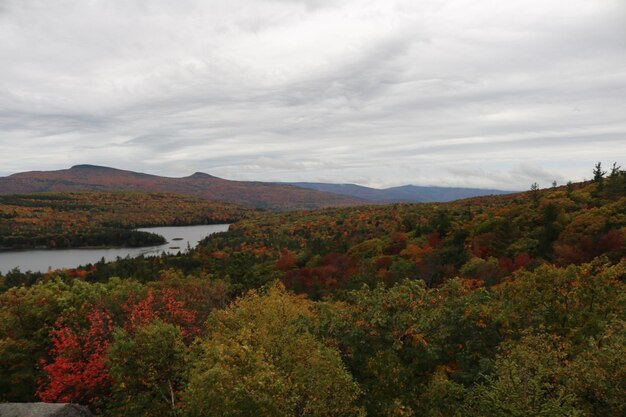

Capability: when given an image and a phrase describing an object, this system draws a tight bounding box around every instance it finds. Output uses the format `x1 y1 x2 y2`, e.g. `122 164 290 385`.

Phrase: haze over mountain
0 165 512 209
287 182 512 203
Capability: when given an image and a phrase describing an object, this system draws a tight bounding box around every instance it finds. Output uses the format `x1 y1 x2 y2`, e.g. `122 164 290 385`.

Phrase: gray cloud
1 0 625 190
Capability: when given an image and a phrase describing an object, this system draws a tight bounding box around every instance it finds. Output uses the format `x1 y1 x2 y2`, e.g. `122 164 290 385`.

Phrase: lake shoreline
0 224 230 274
0 221 231 252
0 243 165 252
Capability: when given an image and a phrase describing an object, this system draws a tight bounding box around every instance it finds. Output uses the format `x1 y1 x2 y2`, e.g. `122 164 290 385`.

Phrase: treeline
0 229 166 250
185 164 625 297
0 191 252 250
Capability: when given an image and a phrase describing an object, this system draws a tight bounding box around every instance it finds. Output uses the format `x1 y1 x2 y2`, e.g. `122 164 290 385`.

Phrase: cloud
0 0 625 190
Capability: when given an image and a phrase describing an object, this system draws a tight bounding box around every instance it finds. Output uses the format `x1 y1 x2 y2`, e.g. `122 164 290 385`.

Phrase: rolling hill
0 165 364 210
0 165 515 211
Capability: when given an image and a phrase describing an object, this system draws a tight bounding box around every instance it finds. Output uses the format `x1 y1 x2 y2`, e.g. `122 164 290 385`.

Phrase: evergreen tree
593 162 606 191
530 182 540 205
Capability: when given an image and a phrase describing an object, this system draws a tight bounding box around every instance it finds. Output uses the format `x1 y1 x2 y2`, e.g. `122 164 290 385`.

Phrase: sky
1 0 625 190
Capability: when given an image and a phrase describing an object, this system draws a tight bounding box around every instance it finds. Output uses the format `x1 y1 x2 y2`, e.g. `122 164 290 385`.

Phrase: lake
0 224 230 274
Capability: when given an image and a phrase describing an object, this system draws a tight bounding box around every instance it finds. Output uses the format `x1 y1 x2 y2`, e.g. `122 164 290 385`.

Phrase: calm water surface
0 224 229 274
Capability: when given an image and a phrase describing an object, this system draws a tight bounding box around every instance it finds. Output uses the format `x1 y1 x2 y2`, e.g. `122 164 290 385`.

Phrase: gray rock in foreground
0 403 92 417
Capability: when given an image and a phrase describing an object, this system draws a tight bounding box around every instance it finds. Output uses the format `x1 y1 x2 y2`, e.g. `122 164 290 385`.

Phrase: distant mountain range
0 165 361 210
287 182 513 203
0 165 512 209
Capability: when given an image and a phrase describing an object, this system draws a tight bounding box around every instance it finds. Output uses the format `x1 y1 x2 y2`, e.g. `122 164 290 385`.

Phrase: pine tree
530 182 540 205
593 162 606 191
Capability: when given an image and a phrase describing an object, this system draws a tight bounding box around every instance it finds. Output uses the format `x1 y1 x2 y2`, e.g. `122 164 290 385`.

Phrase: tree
316 278 500 416
593 162 606 191
107 321 187 417
564 320 626 417
275 250 298 271
530 182 540 205
494 260 626 343
0 281 69 401
465 334 583 417
124 288 198 341
566 181 574 196
606 162 624 196
593 162 606 182
37 308 113 407
183 283 364 417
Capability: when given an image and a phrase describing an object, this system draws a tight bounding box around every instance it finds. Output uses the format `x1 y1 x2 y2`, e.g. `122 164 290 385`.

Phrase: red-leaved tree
124 288 198 340
37 288 199 407
37 307 113 405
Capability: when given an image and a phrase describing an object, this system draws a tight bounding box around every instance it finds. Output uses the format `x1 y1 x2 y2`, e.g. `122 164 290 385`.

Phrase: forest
0 164 625 416
0 191 251 250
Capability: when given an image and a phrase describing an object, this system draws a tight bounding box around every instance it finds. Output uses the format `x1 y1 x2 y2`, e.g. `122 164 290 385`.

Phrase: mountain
0 165 513 209
0 165 363 210
287 182 513 203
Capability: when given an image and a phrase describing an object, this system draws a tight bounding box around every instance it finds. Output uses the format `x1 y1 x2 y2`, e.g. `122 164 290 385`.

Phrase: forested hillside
0 165 624 416
0 165 363 210
0 192 250 250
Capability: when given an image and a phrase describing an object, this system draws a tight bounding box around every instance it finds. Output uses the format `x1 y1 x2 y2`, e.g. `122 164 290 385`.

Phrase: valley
2 1 623 414
0 166 624 416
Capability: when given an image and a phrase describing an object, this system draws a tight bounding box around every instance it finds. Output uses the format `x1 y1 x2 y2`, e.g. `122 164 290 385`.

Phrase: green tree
529 182 540 205
183 283 364 417
107 321 187 417
316 279 499 416
494 260 625 342
609 162 621 177
0 282 67 401
564 319 626 417
593 162 606 191
566 180 574 196
606 162 624 196
465 334 583 417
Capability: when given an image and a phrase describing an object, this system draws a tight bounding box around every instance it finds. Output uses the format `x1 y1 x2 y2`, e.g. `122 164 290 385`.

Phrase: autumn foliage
37 308 113 405
0 191 250 250
124 288 199 340
1 165 625 416
35 284 204 408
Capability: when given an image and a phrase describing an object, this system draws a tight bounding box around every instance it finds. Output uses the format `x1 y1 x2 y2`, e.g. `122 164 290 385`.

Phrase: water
0 224 229 274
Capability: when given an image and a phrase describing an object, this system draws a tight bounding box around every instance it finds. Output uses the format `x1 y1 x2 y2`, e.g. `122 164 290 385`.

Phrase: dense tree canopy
1 166 625 416
0 191 251 250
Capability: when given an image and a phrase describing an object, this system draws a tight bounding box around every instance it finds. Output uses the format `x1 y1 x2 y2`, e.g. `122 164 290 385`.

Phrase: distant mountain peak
67 164 157 179
70 164 117 171
188 172 216 179
0 165 363 210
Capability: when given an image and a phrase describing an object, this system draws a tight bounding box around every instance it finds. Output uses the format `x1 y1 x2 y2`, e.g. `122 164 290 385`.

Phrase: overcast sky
1 0 625 190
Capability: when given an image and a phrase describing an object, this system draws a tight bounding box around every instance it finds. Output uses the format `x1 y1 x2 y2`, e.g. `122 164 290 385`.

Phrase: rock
0 403 92 417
